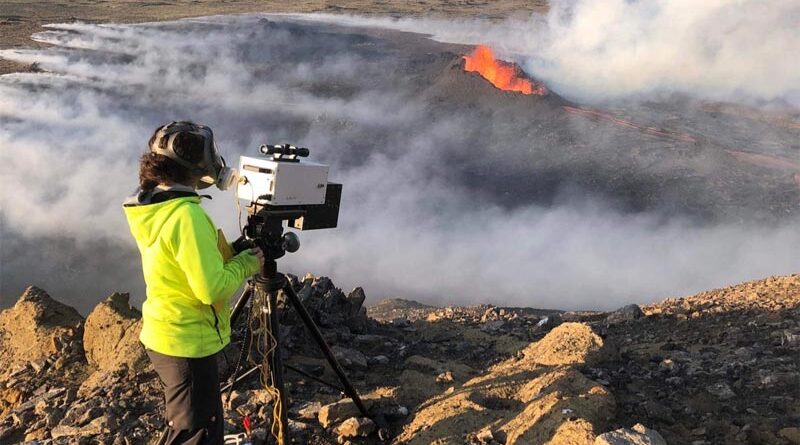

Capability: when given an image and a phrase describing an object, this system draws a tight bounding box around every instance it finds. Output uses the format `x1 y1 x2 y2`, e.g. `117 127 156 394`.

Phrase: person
123 121 263 445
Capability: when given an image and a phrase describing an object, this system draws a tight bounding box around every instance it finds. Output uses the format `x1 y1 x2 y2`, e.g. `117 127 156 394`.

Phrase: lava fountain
463 45 547 96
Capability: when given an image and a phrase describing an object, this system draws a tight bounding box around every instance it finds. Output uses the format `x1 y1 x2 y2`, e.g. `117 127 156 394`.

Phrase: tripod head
243 210 302 263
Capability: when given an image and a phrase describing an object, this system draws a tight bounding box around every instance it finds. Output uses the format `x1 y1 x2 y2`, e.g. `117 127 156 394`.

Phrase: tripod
157 211 369 445
224 262 369 444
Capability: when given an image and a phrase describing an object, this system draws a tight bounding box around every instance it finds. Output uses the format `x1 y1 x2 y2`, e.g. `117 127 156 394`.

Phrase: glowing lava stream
463 45 547 96
562 106 698 143
462 45 799 188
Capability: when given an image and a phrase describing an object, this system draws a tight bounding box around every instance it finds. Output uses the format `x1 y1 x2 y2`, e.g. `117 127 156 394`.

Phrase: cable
235 193 243 236
225 299 253 404
250 289 285 445
234 176 255 237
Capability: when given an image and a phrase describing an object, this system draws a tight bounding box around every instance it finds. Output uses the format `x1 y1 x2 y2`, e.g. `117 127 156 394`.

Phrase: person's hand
250 247 265 268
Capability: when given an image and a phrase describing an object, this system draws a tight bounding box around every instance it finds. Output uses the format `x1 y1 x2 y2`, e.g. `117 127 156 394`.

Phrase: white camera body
237 156 329 206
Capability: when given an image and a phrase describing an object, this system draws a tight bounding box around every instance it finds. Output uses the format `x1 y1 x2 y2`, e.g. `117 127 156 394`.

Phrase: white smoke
530 0 800 105
0 15 798 313
289 0 800 106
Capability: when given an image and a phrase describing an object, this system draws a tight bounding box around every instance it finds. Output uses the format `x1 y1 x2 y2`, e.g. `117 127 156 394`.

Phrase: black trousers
147 349 224 445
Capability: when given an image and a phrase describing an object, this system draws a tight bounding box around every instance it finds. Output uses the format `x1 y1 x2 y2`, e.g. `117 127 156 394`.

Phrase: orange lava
463 45 546 96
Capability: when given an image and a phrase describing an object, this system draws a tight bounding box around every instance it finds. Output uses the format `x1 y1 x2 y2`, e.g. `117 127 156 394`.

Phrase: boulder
605 304 644 324
83 293 146 372
346 287 367 313
318 399 361 428
595 424 667 445
334 416 375 438
779 427 800 445
331 345 368 370
0 286 83 370
345 306 370 334
296 401 322 420
536 313 563 331
706 382 736 400
286 276 371 335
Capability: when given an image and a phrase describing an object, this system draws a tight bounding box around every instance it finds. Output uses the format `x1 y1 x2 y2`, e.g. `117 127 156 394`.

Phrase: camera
224 144 367 445
236 144 341 231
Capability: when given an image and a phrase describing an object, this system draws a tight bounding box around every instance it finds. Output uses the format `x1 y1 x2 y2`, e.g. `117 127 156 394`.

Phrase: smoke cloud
291 0 800 106
0 15 798 313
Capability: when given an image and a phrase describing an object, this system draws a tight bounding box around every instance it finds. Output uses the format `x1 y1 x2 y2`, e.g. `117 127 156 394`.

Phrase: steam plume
291 0 800 106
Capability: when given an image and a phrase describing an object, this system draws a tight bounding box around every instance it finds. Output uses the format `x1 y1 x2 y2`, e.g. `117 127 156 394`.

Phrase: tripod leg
230 282 254 326
266 286 290 444
223 284 254 384
221 365 261 393
156 426 169 445
281 278 369 417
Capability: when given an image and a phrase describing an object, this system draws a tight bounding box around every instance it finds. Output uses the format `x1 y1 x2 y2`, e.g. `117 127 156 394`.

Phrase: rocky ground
0 274 798 445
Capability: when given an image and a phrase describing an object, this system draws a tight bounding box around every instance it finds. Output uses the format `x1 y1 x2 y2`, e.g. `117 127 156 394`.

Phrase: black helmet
149 121 234 190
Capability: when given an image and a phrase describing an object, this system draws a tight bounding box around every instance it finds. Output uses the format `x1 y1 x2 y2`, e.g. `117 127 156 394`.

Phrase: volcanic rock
522 322 616 366
594 424 667 445
436 371 454 383
285 274 372 336
318 399 362 428
705 382 736 400
296 401 322 421
395 369 443 407
404 355 474 381
536 313 563 331
641 401 674 425
83 292 146 372
347 287 367 311
395 323 616 445
50 414 115 439
605 304 644 324
0 286 83 370
331 345 368 370
779 428 800 444
474 427 495 444
0 273 796 445
367 298 436 322
600 274 800 444
334 416 375 438
369 355 390 366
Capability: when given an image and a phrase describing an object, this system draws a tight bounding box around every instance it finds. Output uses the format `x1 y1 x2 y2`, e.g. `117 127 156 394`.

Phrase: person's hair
139 126 207 190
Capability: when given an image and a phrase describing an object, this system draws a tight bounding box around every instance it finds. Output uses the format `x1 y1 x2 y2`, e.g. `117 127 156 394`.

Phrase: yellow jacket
123 195 259 357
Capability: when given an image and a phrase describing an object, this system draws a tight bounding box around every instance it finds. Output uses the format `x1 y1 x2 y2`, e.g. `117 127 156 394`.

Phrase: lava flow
463 45 547 96
562 106 698 143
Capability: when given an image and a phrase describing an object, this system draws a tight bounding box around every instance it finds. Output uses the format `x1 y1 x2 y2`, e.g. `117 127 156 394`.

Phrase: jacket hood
123 188 202 246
